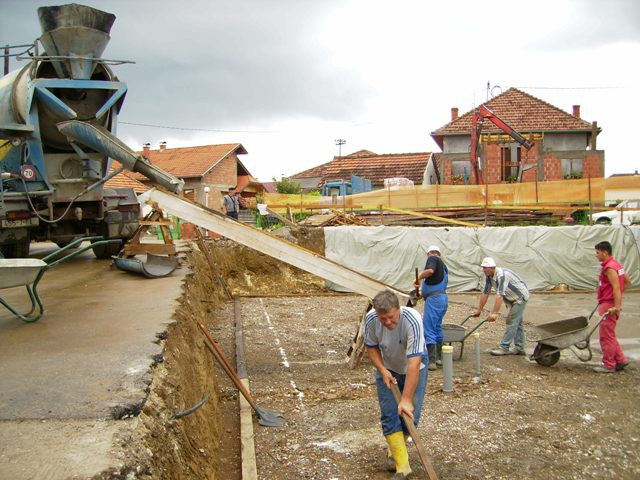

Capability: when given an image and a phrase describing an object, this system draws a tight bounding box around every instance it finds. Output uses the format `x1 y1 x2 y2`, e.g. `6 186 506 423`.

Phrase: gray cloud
2 0 370 128
529 0 640 50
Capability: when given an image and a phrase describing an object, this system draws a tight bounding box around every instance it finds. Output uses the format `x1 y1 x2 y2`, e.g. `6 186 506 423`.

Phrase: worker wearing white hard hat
472 257 530 356
414 244 448 370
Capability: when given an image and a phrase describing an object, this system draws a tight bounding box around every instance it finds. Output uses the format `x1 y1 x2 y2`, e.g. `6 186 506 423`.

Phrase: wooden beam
148 189 410 303
123 243 177 255
265 207 296 227
383 206 483 228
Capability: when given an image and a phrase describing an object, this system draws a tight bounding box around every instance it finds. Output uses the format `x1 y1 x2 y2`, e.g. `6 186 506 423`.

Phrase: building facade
430 88 604 185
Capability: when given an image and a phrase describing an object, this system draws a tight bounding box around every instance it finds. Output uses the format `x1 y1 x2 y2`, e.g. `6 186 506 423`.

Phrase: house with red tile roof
125 142 264 209
430 88 603 184
291 150 431 191
105 166 149 194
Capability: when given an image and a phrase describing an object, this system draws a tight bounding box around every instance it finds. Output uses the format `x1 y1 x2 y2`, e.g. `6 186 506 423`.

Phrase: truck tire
92 239 122 259
0 238 31 259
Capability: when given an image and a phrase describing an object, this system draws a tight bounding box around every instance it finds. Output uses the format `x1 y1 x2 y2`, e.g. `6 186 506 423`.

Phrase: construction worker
593 241 630 373
472 257 529 355
223 187 240 220
364 290 427 479
415 245 449 371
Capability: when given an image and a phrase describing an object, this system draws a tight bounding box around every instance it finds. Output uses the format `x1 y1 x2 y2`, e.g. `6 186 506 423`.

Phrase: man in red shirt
594 241 631 373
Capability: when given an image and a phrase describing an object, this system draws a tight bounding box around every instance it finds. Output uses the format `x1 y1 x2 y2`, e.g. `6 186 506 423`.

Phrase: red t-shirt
597 257 626 304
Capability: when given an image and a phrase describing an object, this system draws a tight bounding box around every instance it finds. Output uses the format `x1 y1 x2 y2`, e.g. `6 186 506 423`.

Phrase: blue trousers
375 367 428 436
422 294 448 345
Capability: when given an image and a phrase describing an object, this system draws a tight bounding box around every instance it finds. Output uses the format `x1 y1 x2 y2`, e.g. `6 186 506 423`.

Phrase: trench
130 238 327 479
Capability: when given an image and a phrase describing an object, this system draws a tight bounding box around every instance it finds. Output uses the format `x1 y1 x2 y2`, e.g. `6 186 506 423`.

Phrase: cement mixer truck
0 4 183 258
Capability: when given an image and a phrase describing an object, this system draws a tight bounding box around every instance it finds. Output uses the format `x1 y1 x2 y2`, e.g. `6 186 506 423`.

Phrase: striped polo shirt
483 267 530 305
364 306 425 374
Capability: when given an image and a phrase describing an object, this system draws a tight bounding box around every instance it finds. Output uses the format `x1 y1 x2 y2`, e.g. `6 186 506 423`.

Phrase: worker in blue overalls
415 245 449 371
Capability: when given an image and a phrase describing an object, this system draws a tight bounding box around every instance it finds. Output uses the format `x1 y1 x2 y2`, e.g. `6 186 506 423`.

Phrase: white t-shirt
364 306 425 374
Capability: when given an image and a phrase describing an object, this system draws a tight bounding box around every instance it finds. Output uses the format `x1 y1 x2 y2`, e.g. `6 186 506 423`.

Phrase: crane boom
470 104 533 184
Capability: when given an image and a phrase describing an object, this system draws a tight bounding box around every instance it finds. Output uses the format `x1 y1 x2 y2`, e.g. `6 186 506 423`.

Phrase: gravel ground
231 295 640 480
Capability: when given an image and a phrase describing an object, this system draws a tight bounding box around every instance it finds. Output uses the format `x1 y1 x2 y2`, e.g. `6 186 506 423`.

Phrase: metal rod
474 333 481 378
442 345 454 393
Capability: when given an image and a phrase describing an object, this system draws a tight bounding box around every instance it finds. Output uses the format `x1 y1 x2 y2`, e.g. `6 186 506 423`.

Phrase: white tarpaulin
324 225 640 293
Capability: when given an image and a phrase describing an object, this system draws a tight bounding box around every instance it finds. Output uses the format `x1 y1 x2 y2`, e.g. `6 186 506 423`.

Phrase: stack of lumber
300 210 370 227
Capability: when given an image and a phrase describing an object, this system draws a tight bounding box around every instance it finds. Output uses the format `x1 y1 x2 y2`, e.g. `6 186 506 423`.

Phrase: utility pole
335 138 346 157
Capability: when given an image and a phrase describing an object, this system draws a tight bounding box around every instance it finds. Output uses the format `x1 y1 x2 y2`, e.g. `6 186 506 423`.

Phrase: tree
274 176 301 194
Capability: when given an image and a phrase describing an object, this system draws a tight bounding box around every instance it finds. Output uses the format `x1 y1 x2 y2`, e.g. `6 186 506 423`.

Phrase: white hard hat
427 245 440 253
480 257 497 267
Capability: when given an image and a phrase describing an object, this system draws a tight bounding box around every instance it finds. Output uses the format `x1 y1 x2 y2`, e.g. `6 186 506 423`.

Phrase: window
501 144 521 182
561 159 583 179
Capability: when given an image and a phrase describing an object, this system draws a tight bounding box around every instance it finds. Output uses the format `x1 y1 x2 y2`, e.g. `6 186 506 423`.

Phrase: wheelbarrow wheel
533 344 560 367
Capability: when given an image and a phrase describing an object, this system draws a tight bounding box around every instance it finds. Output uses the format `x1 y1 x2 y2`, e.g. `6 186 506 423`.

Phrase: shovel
197 322 285 427
390 382 439 480
407 267 421 307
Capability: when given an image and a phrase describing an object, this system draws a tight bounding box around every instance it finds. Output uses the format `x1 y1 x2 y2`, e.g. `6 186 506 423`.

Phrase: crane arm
470 104 533 184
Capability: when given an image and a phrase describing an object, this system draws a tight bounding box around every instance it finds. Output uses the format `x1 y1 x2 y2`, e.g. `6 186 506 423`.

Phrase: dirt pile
202 238 327 296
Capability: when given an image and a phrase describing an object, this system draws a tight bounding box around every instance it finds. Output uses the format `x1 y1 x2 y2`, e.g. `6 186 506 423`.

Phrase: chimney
451 107 459 121
142 143 150 155
159 141 166 152
572 105 581 117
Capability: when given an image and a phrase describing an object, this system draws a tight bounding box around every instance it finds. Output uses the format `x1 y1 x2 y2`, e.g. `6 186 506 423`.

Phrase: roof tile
432 88 593 136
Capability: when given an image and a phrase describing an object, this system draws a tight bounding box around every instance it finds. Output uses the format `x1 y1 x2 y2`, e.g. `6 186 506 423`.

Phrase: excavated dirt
133 239 639 480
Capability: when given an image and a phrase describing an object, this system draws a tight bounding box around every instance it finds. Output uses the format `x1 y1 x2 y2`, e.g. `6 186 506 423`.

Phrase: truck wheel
92 239 122 259
0 238 31 258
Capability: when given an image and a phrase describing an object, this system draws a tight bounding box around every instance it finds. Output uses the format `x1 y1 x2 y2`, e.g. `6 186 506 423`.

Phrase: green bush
274 177 301 194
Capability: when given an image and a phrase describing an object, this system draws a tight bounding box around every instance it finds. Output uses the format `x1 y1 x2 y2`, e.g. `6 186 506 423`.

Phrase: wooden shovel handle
390 382 439 480
197 322 259 411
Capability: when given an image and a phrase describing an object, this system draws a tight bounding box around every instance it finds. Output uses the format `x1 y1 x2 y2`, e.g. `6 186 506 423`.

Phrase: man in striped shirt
471 257 530 356
364 290 427 479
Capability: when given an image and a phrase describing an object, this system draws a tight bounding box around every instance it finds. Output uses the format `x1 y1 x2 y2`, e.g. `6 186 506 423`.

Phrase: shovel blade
256 407 285 427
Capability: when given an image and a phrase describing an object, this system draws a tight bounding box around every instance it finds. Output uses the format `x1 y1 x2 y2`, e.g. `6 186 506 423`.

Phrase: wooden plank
265 207 296 227
123 243 177 255
235 298 258 480
383 206 482 227
138 220 173 226
239 379 258 480
148 189 410 303
267 203 363 209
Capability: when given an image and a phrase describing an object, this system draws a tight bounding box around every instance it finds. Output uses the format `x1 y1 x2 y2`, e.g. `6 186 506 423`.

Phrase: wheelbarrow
0 236 120 323
443 315 488 360
529 305 606 367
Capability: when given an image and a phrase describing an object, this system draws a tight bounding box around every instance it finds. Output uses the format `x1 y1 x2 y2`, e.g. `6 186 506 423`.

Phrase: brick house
126 142 263 211
291 149 431 191
430 88 604 184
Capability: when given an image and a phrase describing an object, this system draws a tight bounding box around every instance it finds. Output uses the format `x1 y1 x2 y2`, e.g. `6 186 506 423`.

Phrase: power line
118 121 276 134
516 86 622 90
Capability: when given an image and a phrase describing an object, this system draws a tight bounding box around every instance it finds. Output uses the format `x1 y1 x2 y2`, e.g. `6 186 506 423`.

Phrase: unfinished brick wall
443 158 452 183
583 154 603 179
543 155 562 180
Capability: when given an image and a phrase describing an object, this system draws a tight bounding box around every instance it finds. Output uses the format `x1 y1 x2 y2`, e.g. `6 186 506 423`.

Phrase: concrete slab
0 419 126 480
0 242 186 419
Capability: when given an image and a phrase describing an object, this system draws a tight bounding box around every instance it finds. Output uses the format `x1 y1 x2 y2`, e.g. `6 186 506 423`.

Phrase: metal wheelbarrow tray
443 316 488 360
529 306 605 367
0 237 120 323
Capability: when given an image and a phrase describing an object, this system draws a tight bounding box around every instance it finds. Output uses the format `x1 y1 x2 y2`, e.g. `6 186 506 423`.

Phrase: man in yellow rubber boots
364 290 427 479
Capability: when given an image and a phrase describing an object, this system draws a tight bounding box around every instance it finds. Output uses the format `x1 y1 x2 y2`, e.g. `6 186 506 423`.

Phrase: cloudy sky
3 0 640 181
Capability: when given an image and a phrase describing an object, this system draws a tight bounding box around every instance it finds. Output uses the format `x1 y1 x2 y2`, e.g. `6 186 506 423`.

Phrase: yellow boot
385 431 412 477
